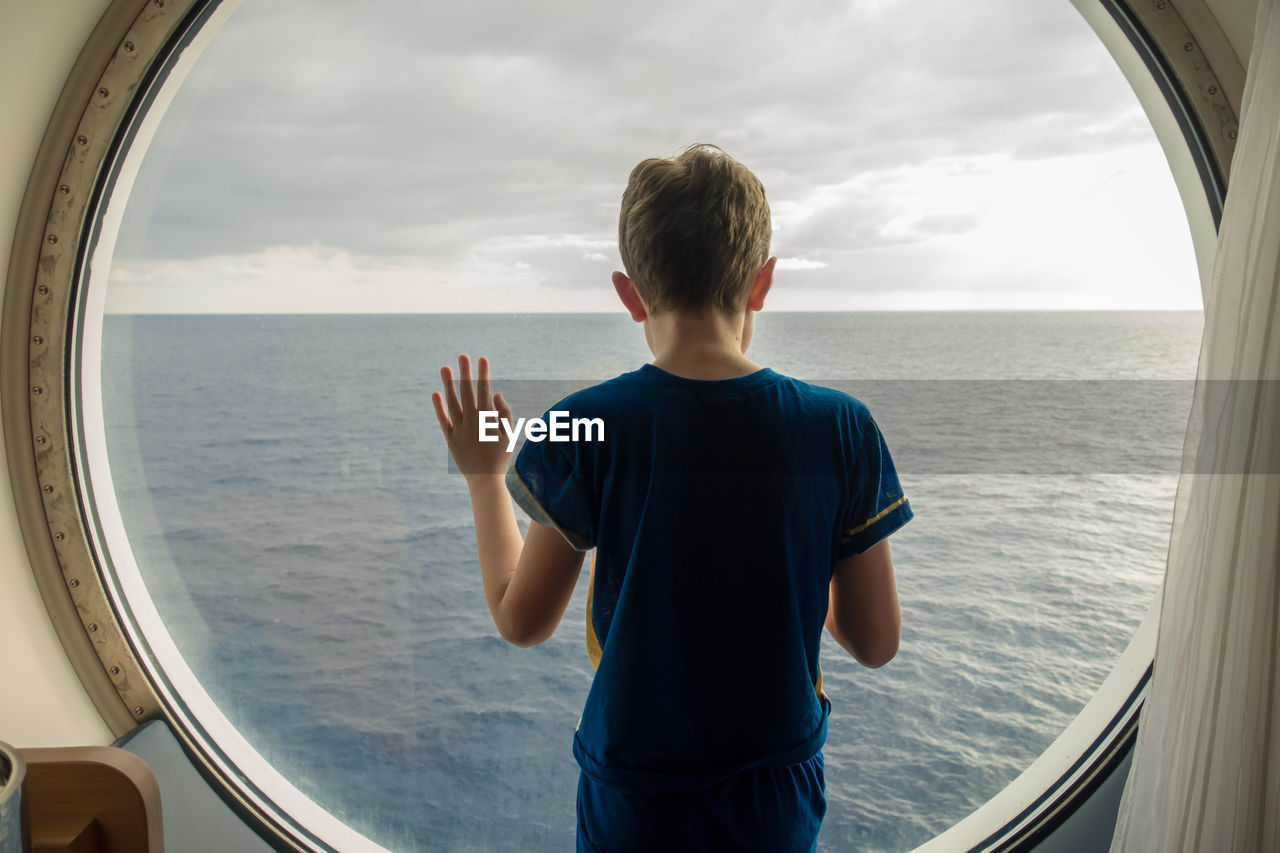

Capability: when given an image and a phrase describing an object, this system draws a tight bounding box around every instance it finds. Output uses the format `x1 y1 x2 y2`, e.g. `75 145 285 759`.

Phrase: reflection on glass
90 1 1202 850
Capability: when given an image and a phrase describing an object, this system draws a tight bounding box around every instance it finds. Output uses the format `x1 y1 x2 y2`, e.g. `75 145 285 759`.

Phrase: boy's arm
825 539 901 668
432 355 586 647
463 476 585 646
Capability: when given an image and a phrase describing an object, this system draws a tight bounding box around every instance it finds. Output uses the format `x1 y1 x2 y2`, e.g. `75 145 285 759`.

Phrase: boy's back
509 363 911 789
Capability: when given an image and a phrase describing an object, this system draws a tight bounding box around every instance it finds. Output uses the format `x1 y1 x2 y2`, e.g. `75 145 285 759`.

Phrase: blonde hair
618 144 771 314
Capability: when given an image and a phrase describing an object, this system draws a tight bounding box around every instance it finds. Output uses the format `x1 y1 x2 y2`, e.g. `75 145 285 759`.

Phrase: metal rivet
76 134 88 146
124 41 135 53
1155 0 1166 8
109 666 121 676
46 234 57 245
58 184 70 195
1183 41 1194 52
37 285 49 295
43 484 54 494
35 435 47 445
32 335 43 345
54 532 65 542
134 707 145 716
1208 84 1219 95
68 578 80 588
154 0 165 7
31 386 43 396
97 87 109 99
1228 129 1238 140
87 623 99 633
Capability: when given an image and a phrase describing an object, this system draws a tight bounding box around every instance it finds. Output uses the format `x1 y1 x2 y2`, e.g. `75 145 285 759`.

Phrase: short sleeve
837 409 913 558
505 426 596 551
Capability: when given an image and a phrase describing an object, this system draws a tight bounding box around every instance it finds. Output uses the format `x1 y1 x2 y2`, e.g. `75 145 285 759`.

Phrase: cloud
776 258 829 271
103 244 622 314
104 0 1200 312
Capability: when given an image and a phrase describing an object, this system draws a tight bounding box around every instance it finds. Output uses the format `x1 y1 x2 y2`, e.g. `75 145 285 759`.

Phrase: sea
99 311 1204 852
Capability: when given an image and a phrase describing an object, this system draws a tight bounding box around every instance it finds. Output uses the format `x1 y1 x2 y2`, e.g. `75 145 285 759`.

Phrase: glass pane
86 1 1203 850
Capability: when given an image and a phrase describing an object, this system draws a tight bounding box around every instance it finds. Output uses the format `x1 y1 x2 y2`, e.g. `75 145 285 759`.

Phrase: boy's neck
645 306 763 380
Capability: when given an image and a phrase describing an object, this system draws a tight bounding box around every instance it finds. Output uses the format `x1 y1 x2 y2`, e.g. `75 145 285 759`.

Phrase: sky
104 0 1204 313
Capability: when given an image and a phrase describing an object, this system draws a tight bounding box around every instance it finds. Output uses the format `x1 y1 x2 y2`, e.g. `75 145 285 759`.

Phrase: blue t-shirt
506 364 912 793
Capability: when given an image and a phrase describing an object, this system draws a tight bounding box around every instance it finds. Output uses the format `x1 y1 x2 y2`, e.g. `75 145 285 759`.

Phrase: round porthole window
17 0 1227 849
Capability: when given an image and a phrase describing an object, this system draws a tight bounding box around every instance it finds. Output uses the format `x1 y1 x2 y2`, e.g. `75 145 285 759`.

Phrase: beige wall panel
0 1 116 747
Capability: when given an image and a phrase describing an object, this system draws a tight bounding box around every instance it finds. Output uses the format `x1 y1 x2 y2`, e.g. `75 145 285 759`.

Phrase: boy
431 144 911 851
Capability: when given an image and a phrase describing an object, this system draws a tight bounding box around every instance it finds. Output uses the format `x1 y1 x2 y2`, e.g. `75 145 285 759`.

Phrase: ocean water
99 311 1203 852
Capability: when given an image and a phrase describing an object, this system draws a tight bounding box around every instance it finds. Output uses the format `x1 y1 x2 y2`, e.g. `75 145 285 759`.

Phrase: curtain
1110 0 1280 849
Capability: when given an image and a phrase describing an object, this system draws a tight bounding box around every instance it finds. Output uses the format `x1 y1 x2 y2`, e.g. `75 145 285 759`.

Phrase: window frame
0 0 1236 849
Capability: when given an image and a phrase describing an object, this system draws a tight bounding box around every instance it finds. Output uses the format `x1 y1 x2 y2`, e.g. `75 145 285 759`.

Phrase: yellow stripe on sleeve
585 551 602 670
840 495 908 543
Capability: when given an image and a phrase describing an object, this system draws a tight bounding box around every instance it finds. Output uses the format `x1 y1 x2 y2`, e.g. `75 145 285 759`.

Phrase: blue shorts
576 752 826 852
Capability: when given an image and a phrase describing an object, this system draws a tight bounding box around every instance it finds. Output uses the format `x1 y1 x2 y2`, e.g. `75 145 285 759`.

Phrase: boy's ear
612 271 648 322
746 257 777 312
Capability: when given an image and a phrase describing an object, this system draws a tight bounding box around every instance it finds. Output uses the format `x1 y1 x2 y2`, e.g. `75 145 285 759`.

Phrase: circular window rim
0 1 1239 851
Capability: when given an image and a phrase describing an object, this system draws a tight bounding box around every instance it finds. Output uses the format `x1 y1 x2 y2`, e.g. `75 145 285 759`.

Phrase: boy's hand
431 354 514 478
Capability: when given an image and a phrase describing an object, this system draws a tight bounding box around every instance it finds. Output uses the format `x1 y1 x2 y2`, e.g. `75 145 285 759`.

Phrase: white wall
0 0 116 747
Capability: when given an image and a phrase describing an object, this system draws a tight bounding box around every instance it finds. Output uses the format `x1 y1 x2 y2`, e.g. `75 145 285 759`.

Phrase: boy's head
618 144 771 316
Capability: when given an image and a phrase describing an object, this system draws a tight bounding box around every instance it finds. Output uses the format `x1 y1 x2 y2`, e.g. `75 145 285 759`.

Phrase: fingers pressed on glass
477 357 492 407
441 365 462 421
458 354 476 413
430 392 452 435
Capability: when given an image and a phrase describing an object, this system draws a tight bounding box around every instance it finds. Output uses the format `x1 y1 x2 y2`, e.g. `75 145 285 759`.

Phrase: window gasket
1098 0 1238 226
